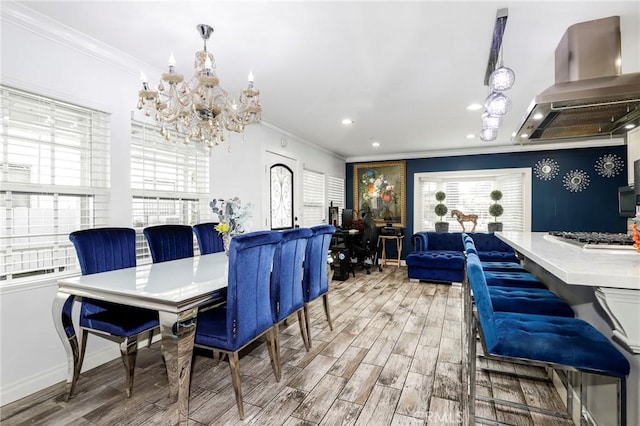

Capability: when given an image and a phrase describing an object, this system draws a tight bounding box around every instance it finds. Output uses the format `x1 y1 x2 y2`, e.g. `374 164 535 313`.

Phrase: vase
223 233 231 256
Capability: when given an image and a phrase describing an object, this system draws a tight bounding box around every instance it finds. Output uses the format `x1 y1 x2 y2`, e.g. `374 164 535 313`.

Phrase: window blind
130 121 210 259
0 86 110 283
302 169 325 227
327 175 345 226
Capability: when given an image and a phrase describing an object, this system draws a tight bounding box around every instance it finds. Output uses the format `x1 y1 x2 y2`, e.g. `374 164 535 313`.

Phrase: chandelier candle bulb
168 53 176 72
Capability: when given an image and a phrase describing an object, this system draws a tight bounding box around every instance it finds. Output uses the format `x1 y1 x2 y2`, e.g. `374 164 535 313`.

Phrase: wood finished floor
1 266 571 425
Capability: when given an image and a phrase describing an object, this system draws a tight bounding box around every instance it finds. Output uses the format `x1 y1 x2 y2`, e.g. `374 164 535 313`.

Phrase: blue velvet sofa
406 232 518 283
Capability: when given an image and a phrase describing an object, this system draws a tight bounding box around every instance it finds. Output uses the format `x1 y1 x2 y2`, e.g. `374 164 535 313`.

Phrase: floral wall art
354 161 406 226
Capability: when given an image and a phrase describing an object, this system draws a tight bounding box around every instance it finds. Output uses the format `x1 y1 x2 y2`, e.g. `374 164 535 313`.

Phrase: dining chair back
194 230 283 419
68 227 159 399
143 224 194 263
271 227 313 353
302 224 336 347
192 222 225 255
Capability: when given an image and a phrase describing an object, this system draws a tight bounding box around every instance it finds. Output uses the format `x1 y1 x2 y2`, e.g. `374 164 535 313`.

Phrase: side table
378 235 404 267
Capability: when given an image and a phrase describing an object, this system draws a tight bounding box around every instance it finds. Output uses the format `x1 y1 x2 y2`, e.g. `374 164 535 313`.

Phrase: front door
263 150 298 230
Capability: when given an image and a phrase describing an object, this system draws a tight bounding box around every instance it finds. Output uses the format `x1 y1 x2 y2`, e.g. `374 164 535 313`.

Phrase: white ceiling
13 1 640 160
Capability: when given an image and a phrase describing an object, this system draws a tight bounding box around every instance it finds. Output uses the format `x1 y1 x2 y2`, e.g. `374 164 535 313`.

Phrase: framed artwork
353 161 406 226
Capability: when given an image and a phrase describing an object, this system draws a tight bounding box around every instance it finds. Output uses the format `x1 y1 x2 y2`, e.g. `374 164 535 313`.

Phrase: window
0 86 110 283
327 176 345 226
130 122 210 259
415 168 531 232
302 168 325 227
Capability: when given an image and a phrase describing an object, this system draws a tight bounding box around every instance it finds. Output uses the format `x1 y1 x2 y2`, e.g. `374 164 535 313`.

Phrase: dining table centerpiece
210 197 253 255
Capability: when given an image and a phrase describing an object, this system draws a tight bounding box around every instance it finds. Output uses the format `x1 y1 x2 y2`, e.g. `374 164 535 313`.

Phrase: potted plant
434 191 449 232
487 190 504 233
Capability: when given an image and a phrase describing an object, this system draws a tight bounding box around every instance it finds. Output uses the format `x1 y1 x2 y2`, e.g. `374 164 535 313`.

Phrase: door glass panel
270 164 293 229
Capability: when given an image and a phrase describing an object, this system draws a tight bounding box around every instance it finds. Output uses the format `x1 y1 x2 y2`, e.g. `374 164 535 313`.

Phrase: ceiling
12 1 640 160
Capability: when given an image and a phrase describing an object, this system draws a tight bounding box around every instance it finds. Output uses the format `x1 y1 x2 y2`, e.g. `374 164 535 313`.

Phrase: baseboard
1 345 119 406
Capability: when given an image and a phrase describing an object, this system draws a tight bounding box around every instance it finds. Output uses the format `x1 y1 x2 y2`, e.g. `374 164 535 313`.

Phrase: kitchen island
496 231 640 425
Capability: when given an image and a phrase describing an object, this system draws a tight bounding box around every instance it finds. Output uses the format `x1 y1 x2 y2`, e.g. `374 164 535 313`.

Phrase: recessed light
466 103 483 111
533 112 544 120
625 124 636 130
341 118 354 125
520 133 529 138
372 141 380 147
511 132 517 137
466 134 476 139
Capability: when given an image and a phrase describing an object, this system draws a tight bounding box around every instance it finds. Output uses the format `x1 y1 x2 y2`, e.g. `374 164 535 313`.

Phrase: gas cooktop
547 231 635 250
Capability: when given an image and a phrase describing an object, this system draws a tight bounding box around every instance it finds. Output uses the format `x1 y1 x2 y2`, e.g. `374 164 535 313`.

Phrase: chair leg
266 327 281 382
322 294 333 331
297 310 310 351
119 335 138 398
146 329 154 348
303 304 313 349
65 329 87 400
228 352 245 420
467 316 478 425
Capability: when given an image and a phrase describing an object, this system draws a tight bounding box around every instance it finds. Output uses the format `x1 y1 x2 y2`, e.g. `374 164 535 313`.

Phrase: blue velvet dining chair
68 227 160 398
302 224 336 348
464 251 630 425
143 224 194 263
194 230 282 420
271 227 314 362
192 222 225 255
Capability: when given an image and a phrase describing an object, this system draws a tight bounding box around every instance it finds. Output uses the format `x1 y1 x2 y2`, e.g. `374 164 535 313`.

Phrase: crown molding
345 137 625 163
1 1 161 76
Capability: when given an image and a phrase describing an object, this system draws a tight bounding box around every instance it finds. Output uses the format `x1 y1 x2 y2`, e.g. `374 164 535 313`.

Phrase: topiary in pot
488 190 503 232
434 191 449 232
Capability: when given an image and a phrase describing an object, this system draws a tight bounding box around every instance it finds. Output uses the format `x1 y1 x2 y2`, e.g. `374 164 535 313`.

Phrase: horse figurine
451 209 478 232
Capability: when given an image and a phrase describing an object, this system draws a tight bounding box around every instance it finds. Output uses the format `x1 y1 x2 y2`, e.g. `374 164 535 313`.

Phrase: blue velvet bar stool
143 224 194 263
192 222 224 255
465 252 630 426
271 227 314 370
302 224 336 348
481 260 527 273
194 230 282 420
68 227 160 399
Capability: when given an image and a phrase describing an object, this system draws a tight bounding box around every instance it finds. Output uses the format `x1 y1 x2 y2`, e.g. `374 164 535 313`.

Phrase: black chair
67 227 160 399
350 212 381 274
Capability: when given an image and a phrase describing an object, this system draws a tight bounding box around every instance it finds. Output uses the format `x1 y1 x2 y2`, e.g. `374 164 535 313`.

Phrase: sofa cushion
478 250 519 263
406 251 465 270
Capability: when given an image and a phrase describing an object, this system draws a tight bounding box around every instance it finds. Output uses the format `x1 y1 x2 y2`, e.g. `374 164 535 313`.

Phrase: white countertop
495 231 640 290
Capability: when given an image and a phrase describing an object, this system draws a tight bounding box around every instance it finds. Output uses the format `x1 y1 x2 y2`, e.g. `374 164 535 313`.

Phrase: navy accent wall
346 145 629 259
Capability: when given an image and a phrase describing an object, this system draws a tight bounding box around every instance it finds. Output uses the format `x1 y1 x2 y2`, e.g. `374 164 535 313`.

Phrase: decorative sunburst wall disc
533 158 559 180
563 169 590 192
594 154 623 178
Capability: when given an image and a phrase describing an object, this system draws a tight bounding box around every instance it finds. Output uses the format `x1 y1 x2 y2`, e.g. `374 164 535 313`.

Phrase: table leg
51 292 81 400
159 308 198 426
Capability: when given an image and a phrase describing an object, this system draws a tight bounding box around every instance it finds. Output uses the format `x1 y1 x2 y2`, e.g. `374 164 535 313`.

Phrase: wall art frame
353 160 406 226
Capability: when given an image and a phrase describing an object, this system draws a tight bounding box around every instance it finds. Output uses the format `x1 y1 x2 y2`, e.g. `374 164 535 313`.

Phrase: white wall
0 4 344 405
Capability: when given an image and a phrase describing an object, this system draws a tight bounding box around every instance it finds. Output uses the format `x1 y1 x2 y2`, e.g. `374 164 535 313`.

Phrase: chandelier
137 24 261 147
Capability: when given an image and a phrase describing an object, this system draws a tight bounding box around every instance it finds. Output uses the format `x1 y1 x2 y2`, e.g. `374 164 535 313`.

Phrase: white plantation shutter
327 176 345 226
302 169 325 227
130 121 210 259
417 169 527 232
0 86 110 283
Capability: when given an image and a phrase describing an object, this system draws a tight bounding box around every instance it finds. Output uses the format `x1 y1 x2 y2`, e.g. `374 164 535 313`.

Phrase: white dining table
52 252 229 426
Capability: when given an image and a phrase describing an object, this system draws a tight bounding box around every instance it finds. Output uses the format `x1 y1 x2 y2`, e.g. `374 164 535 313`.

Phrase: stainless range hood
515 16 640 143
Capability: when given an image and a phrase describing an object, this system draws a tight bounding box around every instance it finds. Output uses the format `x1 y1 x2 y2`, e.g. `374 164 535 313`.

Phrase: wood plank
328 346 369 379
395 371 434 419
291 374 348 423
377 353 412 390
353 385 401 426
338 363 384 404
318 399 362 426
